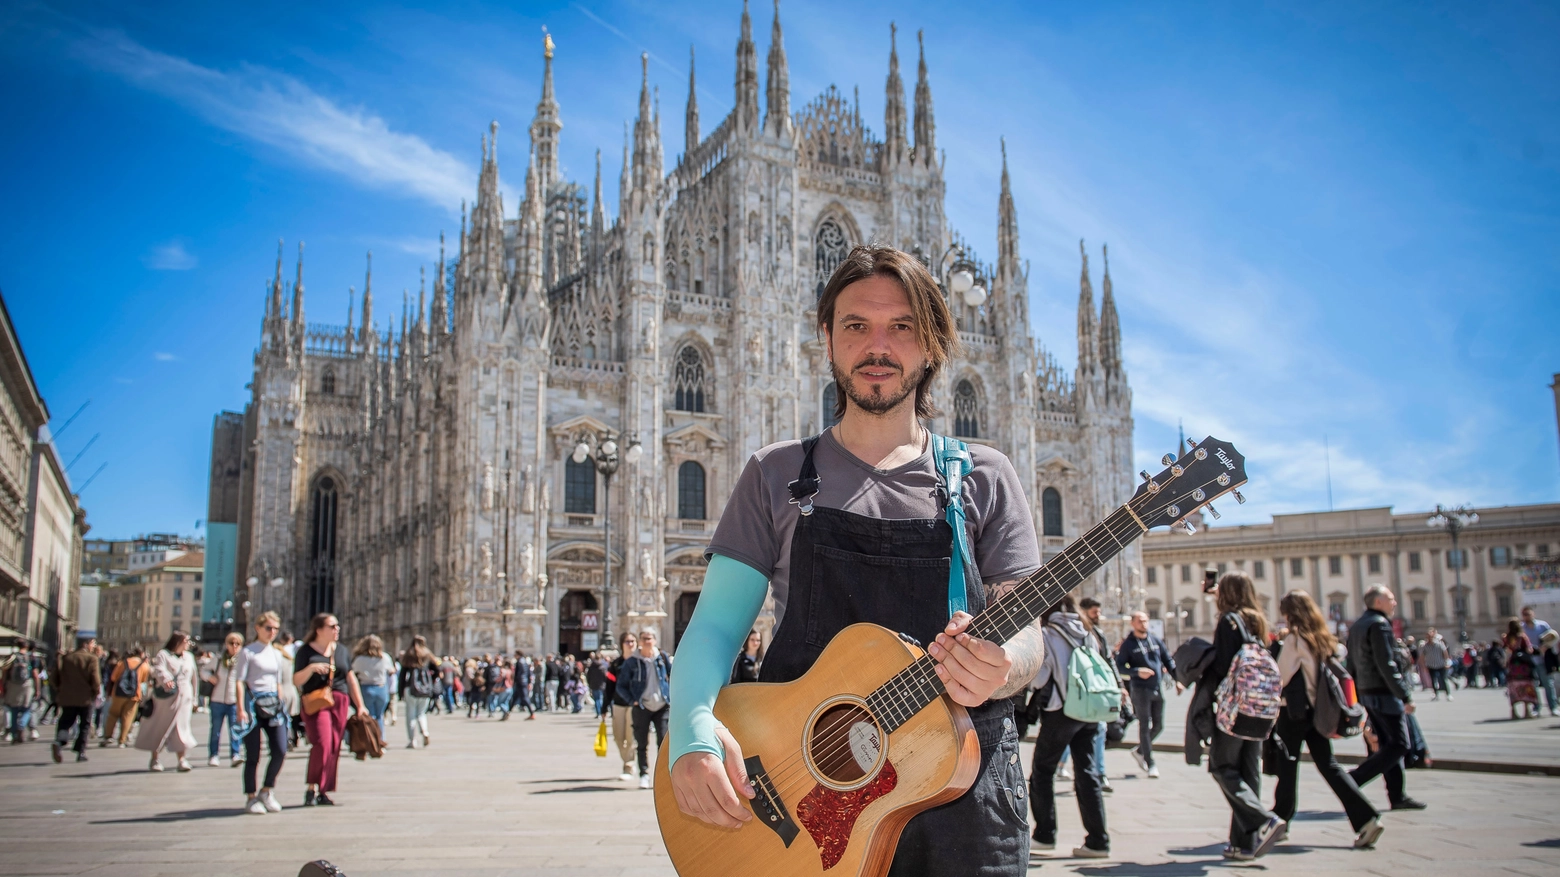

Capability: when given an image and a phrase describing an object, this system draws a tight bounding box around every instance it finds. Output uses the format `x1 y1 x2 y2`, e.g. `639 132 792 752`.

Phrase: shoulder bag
302 647 336 716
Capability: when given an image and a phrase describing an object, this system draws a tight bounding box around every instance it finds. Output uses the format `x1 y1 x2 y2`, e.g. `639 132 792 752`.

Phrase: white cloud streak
143 239 197 270
73 29 472 209
153 352 178 362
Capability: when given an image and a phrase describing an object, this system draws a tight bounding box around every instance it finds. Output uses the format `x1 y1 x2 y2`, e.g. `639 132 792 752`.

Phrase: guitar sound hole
808 703 883 785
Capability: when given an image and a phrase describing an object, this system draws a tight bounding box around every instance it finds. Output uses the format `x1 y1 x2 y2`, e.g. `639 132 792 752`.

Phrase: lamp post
913 244 989 310
573 431 643 648
1427 504 1478 644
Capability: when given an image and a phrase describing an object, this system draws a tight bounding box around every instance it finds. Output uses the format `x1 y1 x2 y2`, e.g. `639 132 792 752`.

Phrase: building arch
304 468 347 617
811 207 860 298
1041 487 1063 537
671 337 714 413
952 377 983 438
320 366 336 396
564 455 596 514
677 461 706 520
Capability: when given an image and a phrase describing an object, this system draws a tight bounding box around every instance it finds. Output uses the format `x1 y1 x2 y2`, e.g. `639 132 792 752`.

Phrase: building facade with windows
1140 503 1560 646
224 6 1134 656
98 553 205 654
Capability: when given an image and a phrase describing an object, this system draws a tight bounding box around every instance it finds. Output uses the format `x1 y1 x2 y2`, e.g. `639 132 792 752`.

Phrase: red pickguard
795 761 899 870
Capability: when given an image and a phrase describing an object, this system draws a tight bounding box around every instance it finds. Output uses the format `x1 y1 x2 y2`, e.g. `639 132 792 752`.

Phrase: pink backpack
1214 618 1281 741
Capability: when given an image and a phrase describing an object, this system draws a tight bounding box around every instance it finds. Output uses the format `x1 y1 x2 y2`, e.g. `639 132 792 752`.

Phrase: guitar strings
750 472 1231 793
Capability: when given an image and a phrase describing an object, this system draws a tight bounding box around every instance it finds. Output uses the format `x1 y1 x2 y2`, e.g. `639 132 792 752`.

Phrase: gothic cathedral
229 3 1135 657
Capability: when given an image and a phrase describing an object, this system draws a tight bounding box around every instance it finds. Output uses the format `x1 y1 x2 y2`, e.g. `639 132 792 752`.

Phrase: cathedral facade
227 3 1136 657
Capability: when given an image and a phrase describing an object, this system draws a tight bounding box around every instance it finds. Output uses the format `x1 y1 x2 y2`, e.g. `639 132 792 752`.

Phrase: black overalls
757 436 1030 876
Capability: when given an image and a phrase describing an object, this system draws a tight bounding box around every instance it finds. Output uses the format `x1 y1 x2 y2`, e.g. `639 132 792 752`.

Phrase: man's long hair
816 245 961 420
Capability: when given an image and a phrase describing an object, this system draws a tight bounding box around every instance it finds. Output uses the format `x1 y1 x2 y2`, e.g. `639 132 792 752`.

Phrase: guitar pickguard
795 760 899 870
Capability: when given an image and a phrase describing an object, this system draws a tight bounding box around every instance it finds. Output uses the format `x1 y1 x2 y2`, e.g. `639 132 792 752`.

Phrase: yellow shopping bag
594 718 608 757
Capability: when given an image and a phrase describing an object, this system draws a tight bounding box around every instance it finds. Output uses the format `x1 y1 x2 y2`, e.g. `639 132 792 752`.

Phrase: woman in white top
134 630 197 772
1271 590 1382 849
203 633 245 767
234 611 288 814
350 635 395 730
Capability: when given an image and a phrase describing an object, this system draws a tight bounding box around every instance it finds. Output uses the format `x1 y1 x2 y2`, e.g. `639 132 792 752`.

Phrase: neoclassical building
226 4 1136 656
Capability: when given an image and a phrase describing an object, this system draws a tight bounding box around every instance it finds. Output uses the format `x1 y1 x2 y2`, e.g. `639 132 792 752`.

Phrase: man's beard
831 354 926 416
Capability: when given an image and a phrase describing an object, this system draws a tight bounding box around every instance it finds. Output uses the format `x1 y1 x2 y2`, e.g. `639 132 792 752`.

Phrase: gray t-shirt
707 428 1042 627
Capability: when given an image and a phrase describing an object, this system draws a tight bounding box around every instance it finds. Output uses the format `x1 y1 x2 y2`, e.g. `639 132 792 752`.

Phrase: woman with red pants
292 613 365 806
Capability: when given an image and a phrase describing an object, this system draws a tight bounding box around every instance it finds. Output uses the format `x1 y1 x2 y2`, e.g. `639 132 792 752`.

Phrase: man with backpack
100 647 149 747
1346 586 1427 811
1116 610 1180 779
51 636 101 763
1026 595 1114 860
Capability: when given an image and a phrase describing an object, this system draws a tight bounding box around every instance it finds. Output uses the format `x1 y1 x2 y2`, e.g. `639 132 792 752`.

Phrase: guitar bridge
745 755 800 848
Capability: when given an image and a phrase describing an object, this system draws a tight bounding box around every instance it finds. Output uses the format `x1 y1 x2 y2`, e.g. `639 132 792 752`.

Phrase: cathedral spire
619 123 631 216
997 138 1019 279
632 53 662 199
591 149 606 235
291 241 305 331
531 31 562 192
1076 239 1097 374
765 0 790 136
735 0 760 131
417 267 428 334
432 232 448 335
913 29 935 167
358 252 375 350
269 239 285 321
685 46 699 154
884 23 907 166
1098 244 1122 377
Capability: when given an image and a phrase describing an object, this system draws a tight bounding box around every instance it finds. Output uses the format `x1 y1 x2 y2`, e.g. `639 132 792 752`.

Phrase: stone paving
0 701 1556 877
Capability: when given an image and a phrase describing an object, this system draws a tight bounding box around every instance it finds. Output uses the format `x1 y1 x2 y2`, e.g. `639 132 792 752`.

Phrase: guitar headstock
1128 435 1248 532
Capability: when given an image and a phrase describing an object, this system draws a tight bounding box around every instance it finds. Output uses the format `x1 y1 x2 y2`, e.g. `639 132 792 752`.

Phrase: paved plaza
0 697 1556 877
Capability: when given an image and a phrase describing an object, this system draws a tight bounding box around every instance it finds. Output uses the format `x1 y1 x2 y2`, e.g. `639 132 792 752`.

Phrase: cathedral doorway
558 589 598 658
306 476 339 616
673 591 701 650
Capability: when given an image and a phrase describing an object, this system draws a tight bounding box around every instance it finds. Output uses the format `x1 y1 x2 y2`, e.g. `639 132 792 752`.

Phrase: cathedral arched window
565 456 596 514
307 475 339 615
1042 487 1063 537
952 379 980 438
815 218 849 299
673 345 709 413
678 461 706 520
694 247 705 296
821 380 841 430
320 367 336 396
665 259 678 291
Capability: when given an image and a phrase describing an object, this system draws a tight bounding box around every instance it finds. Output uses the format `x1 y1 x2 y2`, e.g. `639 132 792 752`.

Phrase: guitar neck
866 504 1147 733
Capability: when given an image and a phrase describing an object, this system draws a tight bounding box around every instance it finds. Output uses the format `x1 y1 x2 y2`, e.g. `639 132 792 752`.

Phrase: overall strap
931 433 975 618
787 436 823 516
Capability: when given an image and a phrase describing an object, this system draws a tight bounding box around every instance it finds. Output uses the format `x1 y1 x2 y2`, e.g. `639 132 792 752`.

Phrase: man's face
826 276 928 417
1130 613 1148 635
639 632 657 653
1523 608 1535 623
1084 606 1101 625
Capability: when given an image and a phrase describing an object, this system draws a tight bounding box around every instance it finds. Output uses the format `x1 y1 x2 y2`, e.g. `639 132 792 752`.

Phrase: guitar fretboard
864 504 1147 733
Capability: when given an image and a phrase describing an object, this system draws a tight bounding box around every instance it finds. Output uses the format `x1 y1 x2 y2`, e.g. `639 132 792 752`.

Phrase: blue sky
1 0 1556 539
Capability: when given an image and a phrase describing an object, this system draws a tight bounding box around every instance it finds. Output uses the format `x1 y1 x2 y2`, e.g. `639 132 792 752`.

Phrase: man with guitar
666 245 1047 875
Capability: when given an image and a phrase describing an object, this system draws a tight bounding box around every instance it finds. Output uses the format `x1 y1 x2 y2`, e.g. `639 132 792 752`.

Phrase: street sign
582 633 599 651
581 611 599 631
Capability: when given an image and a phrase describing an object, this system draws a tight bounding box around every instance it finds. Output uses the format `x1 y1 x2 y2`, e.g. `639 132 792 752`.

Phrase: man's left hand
927 611 1012 707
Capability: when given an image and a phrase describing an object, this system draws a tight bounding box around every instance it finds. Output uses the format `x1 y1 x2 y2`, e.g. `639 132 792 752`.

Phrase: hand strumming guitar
926 611 1014 706
671 723 756 829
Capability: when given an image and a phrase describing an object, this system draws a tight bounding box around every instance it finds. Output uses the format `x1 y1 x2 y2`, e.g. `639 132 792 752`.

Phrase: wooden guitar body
653 623 981 877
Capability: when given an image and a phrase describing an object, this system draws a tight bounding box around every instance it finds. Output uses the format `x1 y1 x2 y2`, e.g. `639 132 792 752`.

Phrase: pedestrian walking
294 613 366 806
135 631 197 772
51 636 101 763
3 642 40 744
1270 590 1384 849
618 628 671 789
100 647 148 748
438 655 458 714
397 636 439 747
1115 610 1180 779
197 647 215 713
1483 639 1506 688
234 612 288 814
1503 620 1540 719
542 653 560 711
275 630 302 748
730 629 763 684
503 650 535 721
1421 629 1452 701
1203 573 1286 861
351 635 395 729
203 632 246 767
586 652 609 716
1520 607 1558 716
1346 585 1427 811
1027 596 1112 860
607 632 638 780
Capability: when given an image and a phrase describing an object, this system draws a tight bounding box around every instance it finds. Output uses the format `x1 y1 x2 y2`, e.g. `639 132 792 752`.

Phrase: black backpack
115 659 140 698
1312 654 1365 739
408 665 435 699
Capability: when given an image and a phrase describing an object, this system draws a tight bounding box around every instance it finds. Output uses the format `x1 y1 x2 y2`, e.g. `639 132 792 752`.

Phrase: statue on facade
481 462 495 511
748 329 764 369
520 464 534 513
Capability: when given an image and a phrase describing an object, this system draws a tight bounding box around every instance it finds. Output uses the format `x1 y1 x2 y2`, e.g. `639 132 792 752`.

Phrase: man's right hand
1136 668 1154 679
1405 702 1415 715
670 724 756 829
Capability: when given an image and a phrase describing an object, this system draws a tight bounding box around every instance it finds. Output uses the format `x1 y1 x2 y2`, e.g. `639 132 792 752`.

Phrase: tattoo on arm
984 579 1046 699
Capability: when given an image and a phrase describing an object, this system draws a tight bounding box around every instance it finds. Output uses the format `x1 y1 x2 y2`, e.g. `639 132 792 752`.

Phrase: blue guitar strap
930 433 976 618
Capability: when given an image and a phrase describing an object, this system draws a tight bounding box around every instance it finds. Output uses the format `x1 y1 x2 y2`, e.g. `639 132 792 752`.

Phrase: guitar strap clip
932 434 976 618
787 436 823 516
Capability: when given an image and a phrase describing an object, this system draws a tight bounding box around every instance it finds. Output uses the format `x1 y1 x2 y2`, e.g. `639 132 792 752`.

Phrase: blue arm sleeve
668 553 769 768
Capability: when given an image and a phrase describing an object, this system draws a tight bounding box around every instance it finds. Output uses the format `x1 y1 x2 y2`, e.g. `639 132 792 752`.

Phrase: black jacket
1116 632 1176 689
1346 608 1411 703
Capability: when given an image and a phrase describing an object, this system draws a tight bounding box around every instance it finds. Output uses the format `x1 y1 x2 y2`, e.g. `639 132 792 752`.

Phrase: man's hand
1136 668 1154 679
670 724 755 829
1405 702 1416 715
1174 681 1185 695
928 611 1013 707
236 705 248 726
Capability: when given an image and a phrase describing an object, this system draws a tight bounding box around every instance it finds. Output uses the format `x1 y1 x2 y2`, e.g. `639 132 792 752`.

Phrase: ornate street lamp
913 244 988 309
572 430 643 647
1427 504 1478 644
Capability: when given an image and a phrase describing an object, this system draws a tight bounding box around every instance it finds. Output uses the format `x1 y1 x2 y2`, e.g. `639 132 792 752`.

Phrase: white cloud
143 239 197 270
73 29 472 209
153 352 178 362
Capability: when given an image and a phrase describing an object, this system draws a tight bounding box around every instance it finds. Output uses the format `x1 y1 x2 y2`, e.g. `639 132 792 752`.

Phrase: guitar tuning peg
1161 453 1175 466
1233 490 1246 504
1140 470 1151 482
1186 438 1198 449
1182 519 1197 535
1205 503 1220 520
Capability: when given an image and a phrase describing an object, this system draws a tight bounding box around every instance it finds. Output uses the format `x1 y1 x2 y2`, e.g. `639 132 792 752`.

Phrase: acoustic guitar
654 436 1248 876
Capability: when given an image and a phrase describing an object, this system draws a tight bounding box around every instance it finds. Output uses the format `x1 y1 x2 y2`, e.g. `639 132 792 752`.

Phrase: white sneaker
149 758 163 772
1132 750 1149 773
232 754 245 766
176 758 192 772
638 774 651 789
207 756 221 767
1147 764 1160 779
620 772 635 781
1057 764 1073 780
260 789 282 812
246 797 267 815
